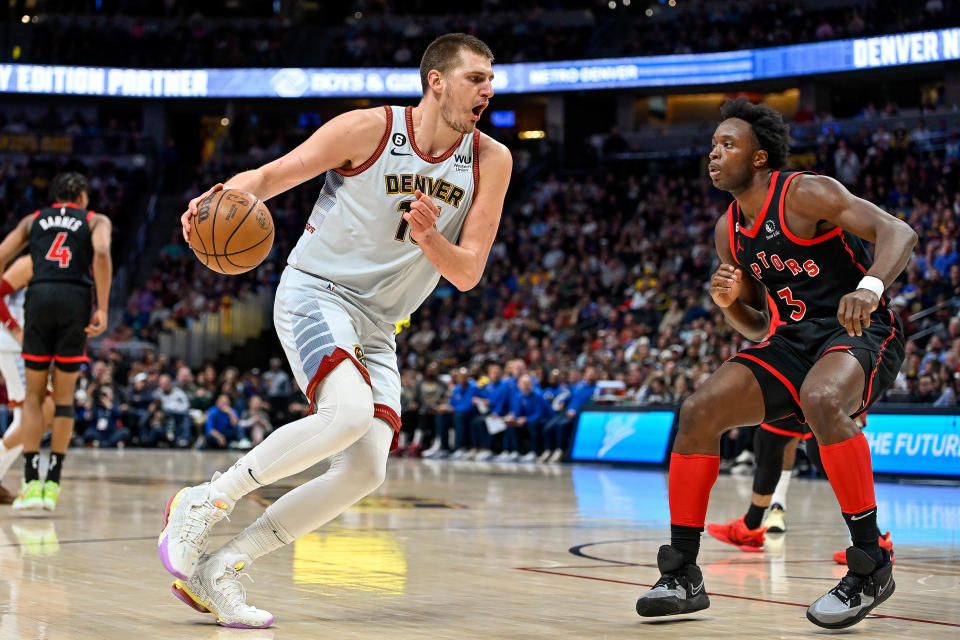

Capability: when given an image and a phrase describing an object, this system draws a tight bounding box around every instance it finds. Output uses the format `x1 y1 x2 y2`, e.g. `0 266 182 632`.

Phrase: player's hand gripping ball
190 189 274 275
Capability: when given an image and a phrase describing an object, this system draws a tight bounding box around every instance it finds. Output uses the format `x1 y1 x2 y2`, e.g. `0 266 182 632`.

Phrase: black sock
842 508 883 565
23 452 40 482
744 503 766 530
670 524 702 565
46 452 66 484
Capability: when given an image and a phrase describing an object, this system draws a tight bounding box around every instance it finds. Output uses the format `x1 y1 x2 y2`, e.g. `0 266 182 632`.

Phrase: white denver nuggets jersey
287 105 479 323
0 287 25 352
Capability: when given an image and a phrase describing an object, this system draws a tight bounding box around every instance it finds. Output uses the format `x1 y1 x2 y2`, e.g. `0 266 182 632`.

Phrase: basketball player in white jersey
0 256 28 504
0 256 57 508
160 33 511 628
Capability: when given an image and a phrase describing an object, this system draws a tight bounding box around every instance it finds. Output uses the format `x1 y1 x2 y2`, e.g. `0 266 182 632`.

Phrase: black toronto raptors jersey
29 202 94 287
727 171 882 331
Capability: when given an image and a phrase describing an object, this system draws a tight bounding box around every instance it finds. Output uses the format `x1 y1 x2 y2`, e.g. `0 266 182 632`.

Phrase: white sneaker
159 481 233 580
547 449 564 463
730 462 754 476
536 450 552 463
462 449 479 461
519 452 537 463
503 451 519 462
763 504 787 533
171 553 274 629
448 449 466 460
474 449 493 462
421 443 442 458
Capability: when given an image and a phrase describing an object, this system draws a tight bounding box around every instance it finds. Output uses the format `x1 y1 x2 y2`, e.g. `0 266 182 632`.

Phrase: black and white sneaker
635 545 710 617
806 546 895 629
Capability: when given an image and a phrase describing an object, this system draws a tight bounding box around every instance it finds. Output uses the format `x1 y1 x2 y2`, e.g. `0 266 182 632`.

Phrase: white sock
770 470 792 508
215 511 294 563
212 363 374 502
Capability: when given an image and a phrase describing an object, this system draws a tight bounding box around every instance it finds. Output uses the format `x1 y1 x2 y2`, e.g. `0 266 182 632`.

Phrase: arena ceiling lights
0 28 957 99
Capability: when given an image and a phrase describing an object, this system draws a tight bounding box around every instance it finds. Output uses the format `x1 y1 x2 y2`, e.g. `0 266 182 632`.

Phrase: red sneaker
404 443 422 458
832 531 895 564
706 517 766 552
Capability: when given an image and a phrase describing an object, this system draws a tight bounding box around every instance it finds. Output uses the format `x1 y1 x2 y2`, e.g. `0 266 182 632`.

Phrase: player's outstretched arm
711 213 770 342
404 134 512 291
787 174 918 336
86 214 112 337
181 107 389 244
0 215 32 269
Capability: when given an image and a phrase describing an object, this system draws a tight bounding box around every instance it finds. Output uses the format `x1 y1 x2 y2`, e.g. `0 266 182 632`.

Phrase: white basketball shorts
0 350 25 404
274 266 401 448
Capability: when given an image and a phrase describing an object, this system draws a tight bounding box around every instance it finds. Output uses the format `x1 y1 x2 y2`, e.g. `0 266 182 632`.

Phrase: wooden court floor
0 449 957 639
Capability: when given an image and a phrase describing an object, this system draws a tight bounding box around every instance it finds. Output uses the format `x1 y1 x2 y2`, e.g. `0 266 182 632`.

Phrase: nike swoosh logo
248 468 263 485
850 510 875 521
689 581 704 596
390 148 411 156
877 582 887 596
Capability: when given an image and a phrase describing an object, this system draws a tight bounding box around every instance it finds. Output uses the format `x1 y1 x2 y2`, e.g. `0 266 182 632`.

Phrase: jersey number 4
45 231 73 268
776 286 806 321
394 200 440 245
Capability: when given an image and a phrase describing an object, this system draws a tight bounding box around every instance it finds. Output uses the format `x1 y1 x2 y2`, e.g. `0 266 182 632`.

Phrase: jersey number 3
45 231 73 268
776 286 806 321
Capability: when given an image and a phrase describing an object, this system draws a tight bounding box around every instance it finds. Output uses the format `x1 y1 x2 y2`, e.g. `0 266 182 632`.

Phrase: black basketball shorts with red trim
22 282 92 372
731 307 904 424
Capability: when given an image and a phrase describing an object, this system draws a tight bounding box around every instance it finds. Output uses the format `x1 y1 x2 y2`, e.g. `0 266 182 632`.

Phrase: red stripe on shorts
761 422 813 440
304 347 371 414
374 403 402 452
53 354 89 363
733 352 801 407
22 353 53 362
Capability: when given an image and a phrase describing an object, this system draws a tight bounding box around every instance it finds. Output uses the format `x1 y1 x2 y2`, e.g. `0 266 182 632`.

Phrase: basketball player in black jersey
0 173 112 511
634 99 916 629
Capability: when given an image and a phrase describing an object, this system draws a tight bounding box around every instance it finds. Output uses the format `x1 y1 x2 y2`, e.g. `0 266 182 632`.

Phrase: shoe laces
652 571 680 590
831 572 865 604
217 564 254 607
181 500 230 545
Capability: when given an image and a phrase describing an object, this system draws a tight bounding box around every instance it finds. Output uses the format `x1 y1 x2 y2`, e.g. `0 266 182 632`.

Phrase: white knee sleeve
263 417 392 540
213 419 393 562
213 362 374 501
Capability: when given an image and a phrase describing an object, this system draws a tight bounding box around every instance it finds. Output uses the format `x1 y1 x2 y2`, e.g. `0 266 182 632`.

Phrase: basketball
191 189 274 275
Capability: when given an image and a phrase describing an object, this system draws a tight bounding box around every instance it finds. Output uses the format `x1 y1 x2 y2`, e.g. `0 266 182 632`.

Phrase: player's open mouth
471 103 486 120
709 164 721 177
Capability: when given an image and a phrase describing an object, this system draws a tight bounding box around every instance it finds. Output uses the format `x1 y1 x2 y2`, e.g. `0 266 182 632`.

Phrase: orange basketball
191 189 274 275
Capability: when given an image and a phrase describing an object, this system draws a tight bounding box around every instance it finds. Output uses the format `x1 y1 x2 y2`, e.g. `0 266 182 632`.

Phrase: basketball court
0 450 957 639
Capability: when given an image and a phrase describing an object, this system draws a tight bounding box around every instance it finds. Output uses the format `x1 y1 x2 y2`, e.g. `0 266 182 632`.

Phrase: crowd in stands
12 0 959 67
0 98 949 467
53 349 298 450
0 68 957 466
0 109 149 257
